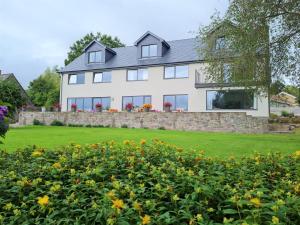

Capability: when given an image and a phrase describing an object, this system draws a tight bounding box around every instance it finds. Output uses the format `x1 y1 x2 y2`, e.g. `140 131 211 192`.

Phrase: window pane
207 90 255 110
89 52 95 63
102 72 112 82
133 96 144 107
69 75 77 84
142 46 149 58
94 73 103 83
149 45 157 57
102 97 111 109
77 74 85 84
175 65 189 78
138 69 148 80
76 98 84 111
164 95 176 111
93 98 101 109
95 51 101 62
84 98 92 111
127 70 137 81
67 98 76 111
176 95 188 111
216 37 226 50
223 64 231 83
165 67 175 79
123 97 132 109
144 96 151 104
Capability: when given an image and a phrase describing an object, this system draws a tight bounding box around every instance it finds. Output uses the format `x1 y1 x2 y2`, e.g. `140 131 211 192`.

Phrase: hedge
0 140 299 224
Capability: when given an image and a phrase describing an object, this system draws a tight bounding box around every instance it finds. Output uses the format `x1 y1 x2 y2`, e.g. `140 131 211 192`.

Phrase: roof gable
134 31 170 47
83 40 116 54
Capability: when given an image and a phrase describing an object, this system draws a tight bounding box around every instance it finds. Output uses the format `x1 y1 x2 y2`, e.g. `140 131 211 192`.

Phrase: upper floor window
127 68 148 81
164 65 189 79
142 45 157 58
94 71 112 83
223 63 231 83
69 74 85 84
88 51 102 63
215 37 226 50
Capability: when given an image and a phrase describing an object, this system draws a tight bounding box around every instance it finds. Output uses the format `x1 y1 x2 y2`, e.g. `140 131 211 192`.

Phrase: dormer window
88 51 102 63
215 37 226 50
142 45 158 58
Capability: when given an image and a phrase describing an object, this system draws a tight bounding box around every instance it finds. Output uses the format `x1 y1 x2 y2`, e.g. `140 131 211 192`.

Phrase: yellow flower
133 201 141 211
272 216 279 224
140 139 146 145
32 150 42 157
37 195 49 206
141 215 151 225
112 199 125 209
250 198 261 207
107 190 115 199
295 150 300 157
52 162 61 169
294 183 300 193
123 140 130 145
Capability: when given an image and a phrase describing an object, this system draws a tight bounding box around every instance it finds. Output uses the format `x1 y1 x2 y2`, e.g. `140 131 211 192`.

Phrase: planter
127 109 132 112
165 107 171 112
71 108 77 112
96 107 102 112
144 108 150 112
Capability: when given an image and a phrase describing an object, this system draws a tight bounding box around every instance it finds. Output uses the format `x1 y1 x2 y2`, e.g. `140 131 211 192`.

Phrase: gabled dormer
134 31 170 59
84 40 116 65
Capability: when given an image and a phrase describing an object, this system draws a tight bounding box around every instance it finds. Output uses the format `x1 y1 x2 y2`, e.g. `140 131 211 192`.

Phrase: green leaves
0 142 299 224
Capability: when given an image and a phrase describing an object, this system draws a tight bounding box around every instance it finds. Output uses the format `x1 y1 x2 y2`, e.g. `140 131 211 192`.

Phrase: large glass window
127 69 148 81
88 51 102 63
163 95 188 111
164 65 189 79
94 71 112 83
93 97 111 110
122 96 151 109
69 74 85 84
215 37 226 50
142 45 157 58
207 90 256 110
67 97 111 111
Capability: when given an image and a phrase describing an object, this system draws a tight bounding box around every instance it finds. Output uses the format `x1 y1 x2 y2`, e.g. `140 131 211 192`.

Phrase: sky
0 0 228 89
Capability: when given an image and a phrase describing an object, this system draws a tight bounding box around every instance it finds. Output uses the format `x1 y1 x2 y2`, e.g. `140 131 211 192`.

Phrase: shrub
50 120 64 126
0 141 299 224
281 110 289 117
67 124 84 127
121 124 128 128
33 119 44 126
0 106 9 143
105 125 111 128
158 126 166 130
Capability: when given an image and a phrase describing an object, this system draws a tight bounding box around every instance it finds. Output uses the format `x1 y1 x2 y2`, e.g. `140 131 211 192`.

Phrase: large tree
27 67 60 108
198 0 300 92
0 79 26 113
65 32 125 65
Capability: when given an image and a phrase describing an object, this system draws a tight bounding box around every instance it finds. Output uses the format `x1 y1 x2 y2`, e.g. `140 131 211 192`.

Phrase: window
206 90 256 110
127 68 148 81
93 97 111 110
215 37 226 50
88 51 102 63
69 74 85 84
164 65 189 79
142 45 158 58
163 95 188 111
94 71 112 83
67 97 111 111
122 96 151 109
223 63 231 83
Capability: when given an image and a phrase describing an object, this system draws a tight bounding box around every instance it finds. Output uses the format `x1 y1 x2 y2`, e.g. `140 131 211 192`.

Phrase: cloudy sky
0 0 228 88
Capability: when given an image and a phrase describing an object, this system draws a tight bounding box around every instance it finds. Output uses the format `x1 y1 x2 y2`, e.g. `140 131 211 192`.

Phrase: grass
1 126 300 157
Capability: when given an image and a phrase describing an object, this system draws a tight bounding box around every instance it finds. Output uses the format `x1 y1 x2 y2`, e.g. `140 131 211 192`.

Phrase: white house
60 31 269 117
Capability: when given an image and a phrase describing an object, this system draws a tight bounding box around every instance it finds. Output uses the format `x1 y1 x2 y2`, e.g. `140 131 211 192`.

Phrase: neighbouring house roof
271 92 299 107
278 91 297 99
61 37 202 73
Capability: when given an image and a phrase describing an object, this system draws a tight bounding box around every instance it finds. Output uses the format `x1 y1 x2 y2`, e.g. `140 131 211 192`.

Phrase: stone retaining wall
18 112 269 133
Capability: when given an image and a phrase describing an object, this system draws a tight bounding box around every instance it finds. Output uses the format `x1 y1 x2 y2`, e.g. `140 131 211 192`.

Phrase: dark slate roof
61 38 203 73
0 73 13 80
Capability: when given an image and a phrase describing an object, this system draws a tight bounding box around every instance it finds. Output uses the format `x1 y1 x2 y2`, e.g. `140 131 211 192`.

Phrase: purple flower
0 106 8 121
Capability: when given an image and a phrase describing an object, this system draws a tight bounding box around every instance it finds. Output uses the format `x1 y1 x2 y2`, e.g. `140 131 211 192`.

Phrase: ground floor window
206 90 256 110
67 97 111 111
163 95 188 111
122 96 151 109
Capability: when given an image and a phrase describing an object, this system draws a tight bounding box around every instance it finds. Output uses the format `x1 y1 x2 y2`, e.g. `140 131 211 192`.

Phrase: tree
198 0 300 92
270 80 285 95
27 67 60 108
0 79 26 112
65 32 125 65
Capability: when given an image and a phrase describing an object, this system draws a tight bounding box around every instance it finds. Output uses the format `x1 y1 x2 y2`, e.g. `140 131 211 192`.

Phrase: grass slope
2 126 300 157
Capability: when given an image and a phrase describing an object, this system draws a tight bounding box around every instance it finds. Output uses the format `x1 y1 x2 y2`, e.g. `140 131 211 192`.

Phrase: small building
270 92 299 107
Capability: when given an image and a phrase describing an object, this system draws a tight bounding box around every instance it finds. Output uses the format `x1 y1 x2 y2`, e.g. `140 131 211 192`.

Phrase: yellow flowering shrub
0 142 299 224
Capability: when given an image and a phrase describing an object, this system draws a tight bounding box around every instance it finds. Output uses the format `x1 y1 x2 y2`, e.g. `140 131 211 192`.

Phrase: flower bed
0 141 299 224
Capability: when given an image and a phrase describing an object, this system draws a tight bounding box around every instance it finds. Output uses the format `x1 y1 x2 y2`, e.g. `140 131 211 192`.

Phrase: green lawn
1 126 300 157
